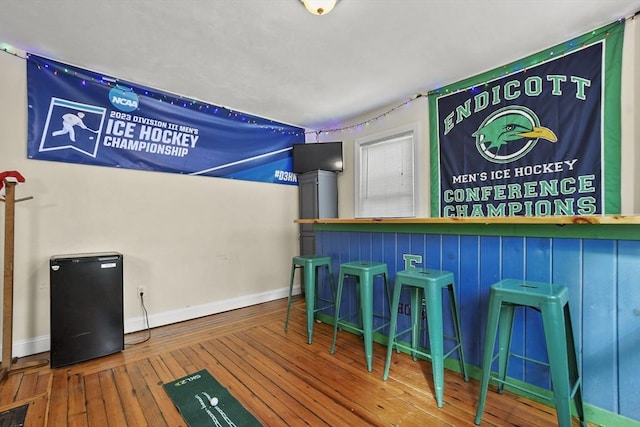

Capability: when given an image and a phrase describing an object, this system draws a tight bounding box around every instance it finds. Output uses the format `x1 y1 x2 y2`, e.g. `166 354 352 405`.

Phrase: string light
305 93 426 136
300 14 632 136
1 12 635 138
0 51 303 137
424 16 629 100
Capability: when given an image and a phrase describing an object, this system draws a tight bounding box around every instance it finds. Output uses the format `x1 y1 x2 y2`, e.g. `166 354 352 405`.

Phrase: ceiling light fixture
302 0 338 16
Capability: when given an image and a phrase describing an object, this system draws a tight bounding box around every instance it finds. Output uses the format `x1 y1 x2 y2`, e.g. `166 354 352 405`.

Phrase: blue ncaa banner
26 55 304 185
429 21 623 217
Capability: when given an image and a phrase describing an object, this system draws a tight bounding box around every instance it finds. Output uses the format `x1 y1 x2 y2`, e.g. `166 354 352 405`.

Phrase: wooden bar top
296 215 640 225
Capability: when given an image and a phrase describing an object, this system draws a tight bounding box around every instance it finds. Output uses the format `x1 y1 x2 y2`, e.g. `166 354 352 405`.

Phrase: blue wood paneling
393 233 412 341
371 231 387 323
315 230 639 422
459 235 482 364
524 238 552 389
441 235 459 351
582 239 618 412
551 238 584 391
617 240 640 420
478 236 501 374
502 237 524 279
425 234 443 268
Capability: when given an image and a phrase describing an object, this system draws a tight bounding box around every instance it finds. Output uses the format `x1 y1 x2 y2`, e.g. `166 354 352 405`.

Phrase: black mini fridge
50 252 124 368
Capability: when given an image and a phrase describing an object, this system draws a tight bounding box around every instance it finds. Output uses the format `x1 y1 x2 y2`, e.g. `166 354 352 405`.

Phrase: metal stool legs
383 268 468 408
285 255 335 344
474 279 586 427
330 261 391 372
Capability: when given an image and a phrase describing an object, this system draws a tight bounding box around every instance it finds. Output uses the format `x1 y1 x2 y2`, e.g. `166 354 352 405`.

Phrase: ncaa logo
109 86 139 112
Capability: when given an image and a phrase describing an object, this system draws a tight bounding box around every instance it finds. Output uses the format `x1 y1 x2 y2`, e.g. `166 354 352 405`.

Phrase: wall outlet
137 286 145 296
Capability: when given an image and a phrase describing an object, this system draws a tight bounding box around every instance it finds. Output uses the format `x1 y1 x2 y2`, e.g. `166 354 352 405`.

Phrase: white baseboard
10 285 299 358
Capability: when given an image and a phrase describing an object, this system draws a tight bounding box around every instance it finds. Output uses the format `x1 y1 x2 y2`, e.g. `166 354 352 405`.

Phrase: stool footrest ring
488 375 554 402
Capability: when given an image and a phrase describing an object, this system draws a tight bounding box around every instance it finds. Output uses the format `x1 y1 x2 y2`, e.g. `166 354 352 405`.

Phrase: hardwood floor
0 297 589 426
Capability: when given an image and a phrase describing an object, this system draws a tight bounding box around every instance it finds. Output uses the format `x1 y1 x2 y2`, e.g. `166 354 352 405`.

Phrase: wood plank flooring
0 297 590 426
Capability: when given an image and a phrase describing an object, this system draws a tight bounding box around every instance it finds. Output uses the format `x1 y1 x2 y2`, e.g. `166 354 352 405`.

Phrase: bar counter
297 215 640 224
295 215 639 425
297 215 640 240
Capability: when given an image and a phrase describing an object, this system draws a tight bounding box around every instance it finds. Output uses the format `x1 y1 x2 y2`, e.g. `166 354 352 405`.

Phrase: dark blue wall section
315 230 640 422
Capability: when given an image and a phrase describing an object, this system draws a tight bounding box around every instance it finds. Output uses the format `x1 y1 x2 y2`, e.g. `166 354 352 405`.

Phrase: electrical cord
124 291 151 346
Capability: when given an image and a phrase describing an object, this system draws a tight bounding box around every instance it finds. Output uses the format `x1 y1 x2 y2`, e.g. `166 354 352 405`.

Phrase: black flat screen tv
292 142 343 174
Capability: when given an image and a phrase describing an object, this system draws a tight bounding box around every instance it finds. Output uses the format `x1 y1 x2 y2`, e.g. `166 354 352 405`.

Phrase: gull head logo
472 106 557 164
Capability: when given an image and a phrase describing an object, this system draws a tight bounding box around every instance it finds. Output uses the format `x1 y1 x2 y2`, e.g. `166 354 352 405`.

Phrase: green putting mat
163 369 262 427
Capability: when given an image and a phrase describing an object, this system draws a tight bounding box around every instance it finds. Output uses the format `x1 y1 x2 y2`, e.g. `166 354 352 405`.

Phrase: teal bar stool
474 279 586 427
284 255 336 344
382 267 468 408
330 261 391 372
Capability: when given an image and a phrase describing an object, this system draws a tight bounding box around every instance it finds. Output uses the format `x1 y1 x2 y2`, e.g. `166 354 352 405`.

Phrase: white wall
327 18 639 217
622 16 640 213
312 95 431 219
0 52 301 356
1 18 637 358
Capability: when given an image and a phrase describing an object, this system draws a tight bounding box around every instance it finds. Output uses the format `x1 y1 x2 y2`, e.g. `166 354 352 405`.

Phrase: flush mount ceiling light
301 0 338 16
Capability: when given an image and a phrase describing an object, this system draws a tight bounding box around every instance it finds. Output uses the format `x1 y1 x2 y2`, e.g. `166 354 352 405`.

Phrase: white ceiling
1 0 639 131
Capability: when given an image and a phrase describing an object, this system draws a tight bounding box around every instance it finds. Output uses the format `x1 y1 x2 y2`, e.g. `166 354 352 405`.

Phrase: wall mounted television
292 142 343 174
